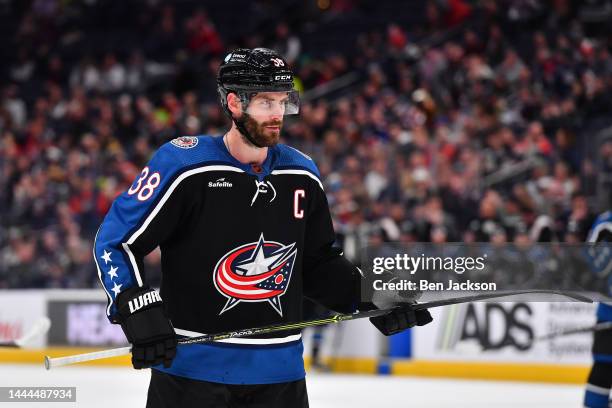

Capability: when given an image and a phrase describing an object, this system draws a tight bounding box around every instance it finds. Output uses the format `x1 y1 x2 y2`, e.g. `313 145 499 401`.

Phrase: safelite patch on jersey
171 136 198 149
213 233 297 317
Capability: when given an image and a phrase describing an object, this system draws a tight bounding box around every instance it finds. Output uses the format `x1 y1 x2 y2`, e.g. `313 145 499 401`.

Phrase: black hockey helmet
217 48 299 146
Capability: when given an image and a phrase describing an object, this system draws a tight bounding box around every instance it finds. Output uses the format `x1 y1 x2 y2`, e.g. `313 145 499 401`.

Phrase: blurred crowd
0 0 611 288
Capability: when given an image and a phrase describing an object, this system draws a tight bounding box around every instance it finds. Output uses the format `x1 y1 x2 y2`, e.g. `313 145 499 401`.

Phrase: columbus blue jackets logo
170 136 198 149
213 233 297 316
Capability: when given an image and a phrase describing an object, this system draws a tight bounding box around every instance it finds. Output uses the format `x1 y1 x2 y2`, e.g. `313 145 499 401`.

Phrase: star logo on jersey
213 233 297 316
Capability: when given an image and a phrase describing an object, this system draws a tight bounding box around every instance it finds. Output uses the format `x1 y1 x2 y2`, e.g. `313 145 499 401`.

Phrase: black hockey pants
146 369 309 408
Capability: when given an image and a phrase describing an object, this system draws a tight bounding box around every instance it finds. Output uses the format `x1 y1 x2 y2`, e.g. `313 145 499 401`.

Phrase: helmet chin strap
232 113 265 148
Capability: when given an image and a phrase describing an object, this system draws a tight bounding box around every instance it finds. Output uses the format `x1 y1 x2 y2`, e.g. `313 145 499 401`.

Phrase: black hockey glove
366 274 433 336
369 306 433 336
116 286 177 369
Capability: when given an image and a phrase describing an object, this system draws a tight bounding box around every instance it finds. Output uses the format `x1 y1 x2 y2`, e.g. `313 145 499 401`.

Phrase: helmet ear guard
217 87 244 117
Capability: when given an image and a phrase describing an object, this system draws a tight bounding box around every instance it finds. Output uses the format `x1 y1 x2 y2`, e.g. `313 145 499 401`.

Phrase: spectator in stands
0 0 610 288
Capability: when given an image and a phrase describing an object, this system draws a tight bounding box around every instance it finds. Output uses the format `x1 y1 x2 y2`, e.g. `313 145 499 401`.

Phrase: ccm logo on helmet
128 290 162 314
275 75 291 80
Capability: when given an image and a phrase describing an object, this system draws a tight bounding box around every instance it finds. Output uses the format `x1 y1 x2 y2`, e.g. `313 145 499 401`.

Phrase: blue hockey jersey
93 135 359 384
587 211 612 322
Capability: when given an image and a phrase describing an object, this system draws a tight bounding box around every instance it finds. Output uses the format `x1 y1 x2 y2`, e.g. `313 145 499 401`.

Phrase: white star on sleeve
111 282 122 297
101 250 112 264
107 265 119 280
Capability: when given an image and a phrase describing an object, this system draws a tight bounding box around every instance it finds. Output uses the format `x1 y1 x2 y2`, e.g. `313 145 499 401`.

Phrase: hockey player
584 211 612 408
94 47 432 407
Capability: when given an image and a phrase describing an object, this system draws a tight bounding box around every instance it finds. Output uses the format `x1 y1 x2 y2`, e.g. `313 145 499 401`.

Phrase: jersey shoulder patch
274 144 320 179
170 136 199 149
163 135 230 169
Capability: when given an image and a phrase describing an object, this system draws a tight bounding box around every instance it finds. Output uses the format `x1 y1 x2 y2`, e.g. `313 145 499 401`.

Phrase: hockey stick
0 317 51 348
44 290 590 369
534 321 612 342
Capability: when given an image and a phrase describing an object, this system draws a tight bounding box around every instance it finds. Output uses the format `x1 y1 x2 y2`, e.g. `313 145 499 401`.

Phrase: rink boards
0 290 595 384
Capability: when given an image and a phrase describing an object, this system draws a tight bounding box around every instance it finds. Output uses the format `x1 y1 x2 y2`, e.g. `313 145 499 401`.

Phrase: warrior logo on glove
213 233 297 316
128 290 162 313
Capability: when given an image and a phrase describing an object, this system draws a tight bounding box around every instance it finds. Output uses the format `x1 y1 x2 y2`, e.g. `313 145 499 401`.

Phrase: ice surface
0 364 585 407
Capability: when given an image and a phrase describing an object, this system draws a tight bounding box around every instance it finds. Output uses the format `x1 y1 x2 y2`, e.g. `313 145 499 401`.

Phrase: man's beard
240 113 283 147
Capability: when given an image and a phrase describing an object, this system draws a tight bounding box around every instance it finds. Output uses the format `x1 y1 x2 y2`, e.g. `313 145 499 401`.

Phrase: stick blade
14 317 52 347
413 290 592 311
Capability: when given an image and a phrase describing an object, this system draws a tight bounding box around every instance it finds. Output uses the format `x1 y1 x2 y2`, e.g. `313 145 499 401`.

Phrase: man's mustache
262 120 283 127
